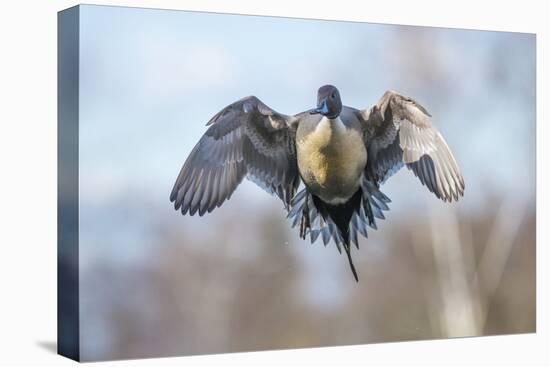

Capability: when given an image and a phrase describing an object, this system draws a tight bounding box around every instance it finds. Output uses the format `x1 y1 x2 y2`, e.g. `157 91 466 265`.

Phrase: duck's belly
297 118 367 204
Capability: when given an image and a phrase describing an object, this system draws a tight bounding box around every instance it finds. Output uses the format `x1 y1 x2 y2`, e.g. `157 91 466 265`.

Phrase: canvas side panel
57 5 80 362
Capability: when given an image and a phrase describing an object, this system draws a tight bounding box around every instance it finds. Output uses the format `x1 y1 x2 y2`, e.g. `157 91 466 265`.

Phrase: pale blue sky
78 5 535 212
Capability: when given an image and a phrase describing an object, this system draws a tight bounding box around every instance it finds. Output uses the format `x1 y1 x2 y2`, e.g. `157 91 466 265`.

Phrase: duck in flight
170 85 464 281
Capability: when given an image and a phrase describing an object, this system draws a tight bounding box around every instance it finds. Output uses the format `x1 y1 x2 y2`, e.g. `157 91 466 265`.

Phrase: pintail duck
170 85 465 281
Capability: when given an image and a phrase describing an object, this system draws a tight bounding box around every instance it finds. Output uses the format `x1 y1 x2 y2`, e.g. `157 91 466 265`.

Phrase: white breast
297 117 367 204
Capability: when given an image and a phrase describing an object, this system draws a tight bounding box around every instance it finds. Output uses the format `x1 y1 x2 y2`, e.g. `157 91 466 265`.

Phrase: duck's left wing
360 90 464 202
170 96 300 216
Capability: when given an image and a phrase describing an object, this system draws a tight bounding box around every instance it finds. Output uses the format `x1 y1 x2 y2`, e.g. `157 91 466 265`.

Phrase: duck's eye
331 93 336 98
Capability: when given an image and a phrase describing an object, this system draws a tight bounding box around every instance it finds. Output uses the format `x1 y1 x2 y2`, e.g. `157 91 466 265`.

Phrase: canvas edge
57 5 81 362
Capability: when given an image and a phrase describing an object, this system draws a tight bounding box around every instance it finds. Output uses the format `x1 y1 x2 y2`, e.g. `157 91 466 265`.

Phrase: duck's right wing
361 90 464 202
170 96 301 216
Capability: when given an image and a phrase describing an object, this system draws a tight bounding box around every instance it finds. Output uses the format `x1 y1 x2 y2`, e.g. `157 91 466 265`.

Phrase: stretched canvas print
58 4 536 362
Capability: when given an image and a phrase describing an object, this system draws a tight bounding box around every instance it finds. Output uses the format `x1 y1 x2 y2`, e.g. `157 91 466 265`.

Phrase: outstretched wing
170 96 300 216
361 90 464 202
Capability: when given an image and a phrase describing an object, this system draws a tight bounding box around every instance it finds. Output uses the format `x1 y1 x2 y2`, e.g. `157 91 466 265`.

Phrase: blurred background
76 5 535 361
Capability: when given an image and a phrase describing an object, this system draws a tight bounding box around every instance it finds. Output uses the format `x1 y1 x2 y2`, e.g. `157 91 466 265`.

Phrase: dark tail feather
312 190 363 282
288 178 390 282
345 243 359 282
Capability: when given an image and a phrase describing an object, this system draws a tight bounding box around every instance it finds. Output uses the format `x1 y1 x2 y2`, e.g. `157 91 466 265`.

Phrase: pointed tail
287 178 391 281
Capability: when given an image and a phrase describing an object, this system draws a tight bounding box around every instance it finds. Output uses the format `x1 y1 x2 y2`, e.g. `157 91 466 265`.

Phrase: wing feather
362 91 464 202
170 96 300 216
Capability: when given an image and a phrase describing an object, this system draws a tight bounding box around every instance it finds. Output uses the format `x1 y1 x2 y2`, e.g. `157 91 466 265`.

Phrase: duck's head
310 85 342 119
